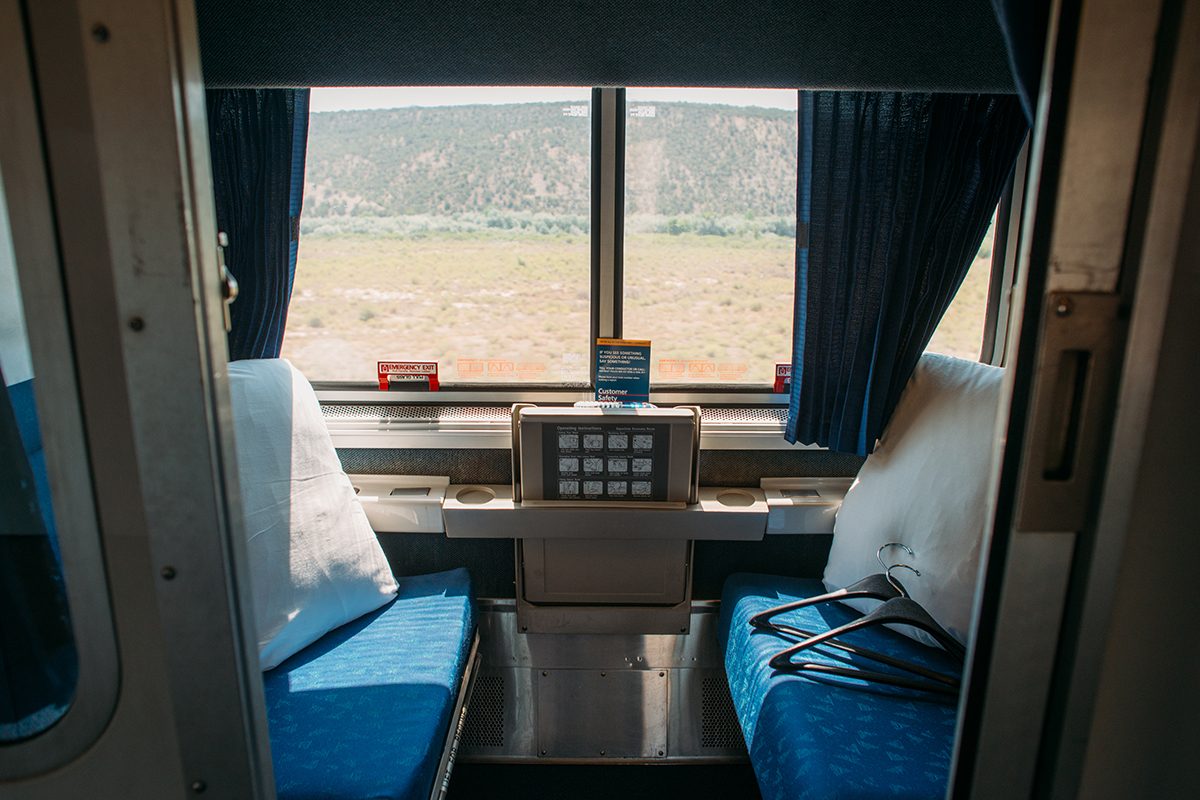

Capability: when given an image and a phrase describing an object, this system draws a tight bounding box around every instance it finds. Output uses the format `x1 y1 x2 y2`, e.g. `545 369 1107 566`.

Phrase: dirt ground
281 224 992 384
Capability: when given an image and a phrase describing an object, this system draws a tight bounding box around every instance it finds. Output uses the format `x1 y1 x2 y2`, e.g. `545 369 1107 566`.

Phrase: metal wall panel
952 1 1182 798
459 604 746 763
537 670 670 759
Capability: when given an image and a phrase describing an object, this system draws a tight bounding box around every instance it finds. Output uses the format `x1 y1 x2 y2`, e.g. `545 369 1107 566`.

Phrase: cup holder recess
716 489 756 507
455 486 496 505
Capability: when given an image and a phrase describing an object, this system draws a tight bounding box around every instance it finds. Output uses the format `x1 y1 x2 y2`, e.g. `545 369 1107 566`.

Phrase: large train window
283 87 1004 391
282 87 593 383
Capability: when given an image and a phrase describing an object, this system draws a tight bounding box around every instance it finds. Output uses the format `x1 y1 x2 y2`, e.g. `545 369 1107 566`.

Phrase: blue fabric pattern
720 574 961 800
785 92 1027 455
264 568 476 800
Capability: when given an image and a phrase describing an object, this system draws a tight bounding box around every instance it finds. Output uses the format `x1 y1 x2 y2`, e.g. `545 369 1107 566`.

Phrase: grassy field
926 222 993 361
281 224 992 384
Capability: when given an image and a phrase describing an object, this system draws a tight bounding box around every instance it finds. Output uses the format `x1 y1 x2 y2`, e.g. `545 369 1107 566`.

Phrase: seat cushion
720 573 962 800
264 568 476 800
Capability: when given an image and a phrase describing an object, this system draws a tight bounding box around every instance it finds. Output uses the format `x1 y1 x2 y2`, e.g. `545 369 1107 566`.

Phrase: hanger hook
876 542 915 572
885 562 921 593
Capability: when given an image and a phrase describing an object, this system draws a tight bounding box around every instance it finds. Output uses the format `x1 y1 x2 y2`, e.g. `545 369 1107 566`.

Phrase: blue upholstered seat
720 573 962 800
9 380 57 546
264 568 476 800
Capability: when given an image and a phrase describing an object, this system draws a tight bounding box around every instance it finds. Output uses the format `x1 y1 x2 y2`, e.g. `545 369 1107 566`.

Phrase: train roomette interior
2 1 1198 798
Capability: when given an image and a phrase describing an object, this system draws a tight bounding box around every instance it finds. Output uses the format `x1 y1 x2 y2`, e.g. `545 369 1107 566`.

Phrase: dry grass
282 224 993 384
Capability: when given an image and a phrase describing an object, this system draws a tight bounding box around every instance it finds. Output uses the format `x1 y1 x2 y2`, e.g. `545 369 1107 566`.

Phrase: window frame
980 137 1030 367
0 3 119 773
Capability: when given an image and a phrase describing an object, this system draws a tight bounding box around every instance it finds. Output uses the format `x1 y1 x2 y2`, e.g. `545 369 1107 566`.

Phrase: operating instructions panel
542 423 671 501
516 406 698 504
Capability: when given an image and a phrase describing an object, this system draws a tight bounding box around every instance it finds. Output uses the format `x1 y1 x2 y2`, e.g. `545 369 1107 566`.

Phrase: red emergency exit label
774 363 792 394
377 361 439 391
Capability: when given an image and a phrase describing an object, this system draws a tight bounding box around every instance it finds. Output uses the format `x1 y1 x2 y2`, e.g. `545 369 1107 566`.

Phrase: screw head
92 24 110 43
129 316 145 331
191 779 206 793
161 565 176 580
1055 297 1074 317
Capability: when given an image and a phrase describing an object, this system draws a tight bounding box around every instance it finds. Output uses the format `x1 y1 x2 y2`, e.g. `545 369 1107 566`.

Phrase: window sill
318 395 815 451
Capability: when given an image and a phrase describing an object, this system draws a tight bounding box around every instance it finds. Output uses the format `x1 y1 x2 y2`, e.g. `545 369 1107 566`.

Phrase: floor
448 763 762 799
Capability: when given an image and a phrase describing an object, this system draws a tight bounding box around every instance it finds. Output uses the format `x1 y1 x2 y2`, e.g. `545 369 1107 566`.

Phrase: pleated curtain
206 89 311 360
786 92 1028 454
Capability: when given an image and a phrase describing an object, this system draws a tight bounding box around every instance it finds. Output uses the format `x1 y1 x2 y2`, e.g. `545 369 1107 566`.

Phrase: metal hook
876 542 915 572
885 562 921 594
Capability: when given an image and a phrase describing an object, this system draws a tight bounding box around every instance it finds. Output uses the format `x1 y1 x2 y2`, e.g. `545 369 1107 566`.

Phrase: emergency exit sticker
774 363 792 394
595 338 651 402
377 361 439 391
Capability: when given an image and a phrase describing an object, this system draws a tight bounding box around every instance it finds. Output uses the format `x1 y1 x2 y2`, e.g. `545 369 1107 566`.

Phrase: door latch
216 231 238 333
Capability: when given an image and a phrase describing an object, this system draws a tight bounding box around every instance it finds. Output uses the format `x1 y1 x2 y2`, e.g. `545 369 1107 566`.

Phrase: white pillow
823 353 1004 648
228 359 397 670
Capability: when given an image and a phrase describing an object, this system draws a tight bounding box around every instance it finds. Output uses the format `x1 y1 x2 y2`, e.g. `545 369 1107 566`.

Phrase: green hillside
303 102 797 220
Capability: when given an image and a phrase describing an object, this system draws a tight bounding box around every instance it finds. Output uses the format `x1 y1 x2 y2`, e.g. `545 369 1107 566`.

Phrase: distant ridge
303 102 797 219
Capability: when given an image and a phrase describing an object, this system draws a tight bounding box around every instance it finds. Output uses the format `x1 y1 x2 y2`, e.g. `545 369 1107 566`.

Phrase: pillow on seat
228 358 397 670
823 353 1004 648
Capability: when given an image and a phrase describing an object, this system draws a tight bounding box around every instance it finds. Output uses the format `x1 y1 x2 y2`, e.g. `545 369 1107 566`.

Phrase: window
284 87 593 384
926 212 997 361
285 87 1001 390
0 165 78 743
623 89 798 384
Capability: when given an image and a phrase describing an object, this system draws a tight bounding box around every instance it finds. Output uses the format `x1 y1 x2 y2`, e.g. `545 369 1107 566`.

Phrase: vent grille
699 407 787 424
700 675 746 751
338 448 513 484
324 404 511 422
323 403 787 425
462 674 505 748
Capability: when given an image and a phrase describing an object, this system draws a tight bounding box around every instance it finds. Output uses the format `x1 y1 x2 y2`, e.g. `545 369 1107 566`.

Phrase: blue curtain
990 0 1052 122
786 92 1027 454
206 89 311 360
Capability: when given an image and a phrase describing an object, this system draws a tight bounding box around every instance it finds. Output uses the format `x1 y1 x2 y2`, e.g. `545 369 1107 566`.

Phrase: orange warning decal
487 360 515 377
717 362 749 381
457 359 485 378
657 359 686 379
